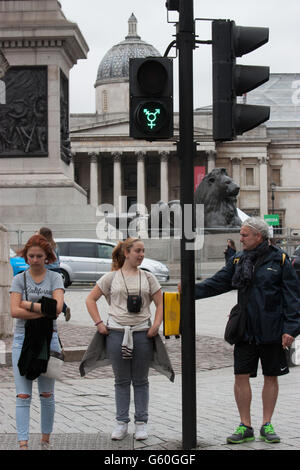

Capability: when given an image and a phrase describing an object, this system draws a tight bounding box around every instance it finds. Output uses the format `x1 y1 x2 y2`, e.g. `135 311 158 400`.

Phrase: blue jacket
195 246 300 344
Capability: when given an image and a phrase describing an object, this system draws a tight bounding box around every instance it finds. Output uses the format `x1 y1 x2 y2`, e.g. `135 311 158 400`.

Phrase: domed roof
95 14 161 87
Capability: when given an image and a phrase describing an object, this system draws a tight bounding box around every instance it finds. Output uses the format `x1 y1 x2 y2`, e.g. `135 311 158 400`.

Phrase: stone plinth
0 0 89 221
0 225 13 337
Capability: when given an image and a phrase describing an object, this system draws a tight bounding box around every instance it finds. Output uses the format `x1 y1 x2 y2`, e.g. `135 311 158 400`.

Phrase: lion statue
194 168 241 228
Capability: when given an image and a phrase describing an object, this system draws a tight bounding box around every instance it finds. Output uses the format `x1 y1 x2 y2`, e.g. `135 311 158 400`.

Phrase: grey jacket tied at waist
79 331 175 383
107 318 150 360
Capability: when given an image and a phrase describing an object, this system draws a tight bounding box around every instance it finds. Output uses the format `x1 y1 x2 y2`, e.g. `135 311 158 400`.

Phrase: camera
127 294 142 313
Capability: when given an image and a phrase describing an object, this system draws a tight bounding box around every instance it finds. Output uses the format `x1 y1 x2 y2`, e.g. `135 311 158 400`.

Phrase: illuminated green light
143 108 161 129
137 101 167 134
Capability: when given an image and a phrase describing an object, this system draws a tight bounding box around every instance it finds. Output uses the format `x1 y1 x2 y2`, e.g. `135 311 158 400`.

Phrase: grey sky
59 0 300 114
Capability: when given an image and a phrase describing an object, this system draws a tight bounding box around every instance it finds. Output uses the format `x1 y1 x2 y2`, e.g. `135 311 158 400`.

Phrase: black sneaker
227 423 255 444
259 423 280 443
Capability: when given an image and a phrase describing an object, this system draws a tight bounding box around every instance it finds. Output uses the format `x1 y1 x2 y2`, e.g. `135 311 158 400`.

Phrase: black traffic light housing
212 19 270 142
129 57 173 140
165 0 179 11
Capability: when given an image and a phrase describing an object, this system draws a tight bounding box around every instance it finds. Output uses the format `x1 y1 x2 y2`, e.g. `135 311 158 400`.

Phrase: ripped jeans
12 332 61 442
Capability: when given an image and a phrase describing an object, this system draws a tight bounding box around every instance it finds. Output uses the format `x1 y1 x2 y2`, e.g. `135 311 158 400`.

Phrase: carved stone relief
0 66 48 157
60 70 71 164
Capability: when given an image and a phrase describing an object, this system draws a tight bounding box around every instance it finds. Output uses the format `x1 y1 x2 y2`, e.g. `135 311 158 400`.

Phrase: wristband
30 302 34 312
95 320 103 327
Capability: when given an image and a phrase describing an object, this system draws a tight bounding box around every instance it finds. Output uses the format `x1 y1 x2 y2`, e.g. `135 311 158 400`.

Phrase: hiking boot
134 422 148 440
259 422 280 443
226 423 255 444
111 421 128 440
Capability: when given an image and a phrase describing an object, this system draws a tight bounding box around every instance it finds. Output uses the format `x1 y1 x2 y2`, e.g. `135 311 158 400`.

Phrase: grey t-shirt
10 269 64 334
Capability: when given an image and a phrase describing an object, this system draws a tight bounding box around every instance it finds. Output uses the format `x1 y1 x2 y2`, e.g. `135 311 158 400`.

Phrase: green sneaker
259 423 280 443
227 424 255 444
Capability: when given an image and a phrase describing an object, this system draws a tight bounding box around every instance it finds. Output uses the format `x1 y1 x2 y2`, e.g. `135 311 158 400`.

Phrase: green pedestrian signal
135 102 167 135
143 107 160 129
129 58 173 140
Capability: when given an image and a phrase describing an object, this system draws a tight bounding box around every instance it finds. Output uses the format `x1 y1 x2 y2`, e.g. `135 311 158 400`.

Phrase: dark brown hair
39 227 56 249
19 234 57 264
227 239 236 250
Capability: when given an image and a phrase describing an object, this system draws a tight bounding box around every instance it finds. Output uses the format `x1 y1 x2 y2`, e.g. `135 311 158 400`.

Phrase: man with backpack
195 217 300 444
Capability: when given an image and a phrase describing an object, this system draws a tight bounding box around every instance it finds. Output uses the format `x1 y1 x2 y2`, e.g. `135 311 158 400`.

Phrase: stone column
97 155 102 207
89 152 99 208
231 157 242 205
258 156 269 217
160 151 169 203
0 224 13 337
70 150 76 181
0 49 9 78
207 150 217 173
136 151 148 237
0 0 89 225
231 157 241 187
136 151 146 209
113 152 122 212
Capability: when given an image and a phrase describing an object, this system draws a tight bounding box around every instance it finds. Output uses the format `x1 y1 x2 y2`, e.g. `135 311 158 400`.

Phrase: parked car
10 248 29 275
55 238 170 288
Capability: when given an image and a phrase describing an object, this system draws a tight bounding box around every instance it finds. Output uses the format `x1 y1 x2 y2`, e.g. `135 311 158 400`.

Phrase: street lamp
270 182 276 214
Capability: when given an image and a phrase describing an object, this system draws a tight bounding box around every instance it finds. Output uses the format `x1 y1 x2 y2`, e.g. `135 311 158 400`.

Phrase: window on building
271 168 281 186
243 208 260 217
245 167 254 186
124 165 137 190
102 90 108 113
272 210 285 236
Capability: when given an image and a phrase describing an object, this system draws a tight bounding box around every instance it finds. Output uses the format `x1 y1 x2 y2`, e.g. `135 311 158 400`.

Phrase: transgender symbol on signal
143 108 160 129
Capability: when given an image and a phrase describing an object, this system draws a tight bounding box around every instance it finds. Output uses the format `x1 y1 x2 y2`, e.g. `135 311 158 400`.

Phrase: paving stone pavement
1 289 300 452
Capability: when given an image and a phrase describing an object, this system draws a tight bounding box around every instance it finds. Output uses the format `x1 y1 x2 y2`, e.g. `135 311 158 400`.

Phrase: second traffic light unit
129 57 173 140
212 19 270 142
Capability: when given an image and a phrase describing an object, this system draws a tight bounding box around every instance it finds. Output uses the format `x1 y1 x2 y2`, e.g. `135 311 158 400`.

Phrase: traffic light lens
136 102 167 133
129 57 173 140
137 60 168 95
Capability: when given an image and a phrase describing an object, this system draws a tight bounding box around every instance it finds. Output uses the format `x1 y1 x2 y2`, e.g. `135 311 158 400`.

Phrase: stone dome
95 14 161 87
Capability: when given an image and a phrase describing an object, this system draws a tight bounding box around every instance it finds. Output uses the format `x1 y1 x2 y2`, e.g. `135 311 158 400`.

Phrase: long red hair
19 234 57 264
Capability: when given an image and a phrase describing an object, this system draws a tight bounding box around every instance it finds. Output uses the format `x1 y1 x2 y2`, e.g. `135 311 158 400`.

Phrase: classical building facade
71 15 300 236
0 4 299 249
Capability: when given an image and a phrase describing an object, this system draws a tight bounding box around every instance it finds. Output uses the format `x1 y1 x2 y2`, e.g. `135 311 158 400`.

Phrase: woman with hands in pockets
85 237 163 441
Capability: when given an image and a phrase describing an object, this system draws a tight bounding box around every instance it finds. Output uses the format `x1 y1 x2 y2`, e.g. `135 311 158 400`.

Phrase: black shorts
234 342 289 378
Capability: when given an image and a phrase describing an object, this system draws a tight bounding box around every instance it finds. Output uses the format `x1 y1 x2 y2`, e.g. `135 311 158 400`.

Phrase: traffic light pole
177 0 197 450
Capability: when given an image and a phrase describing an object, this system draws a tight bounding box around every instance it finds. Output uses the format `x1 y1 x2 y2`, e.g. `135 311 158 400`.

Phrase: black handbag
224 295 249 345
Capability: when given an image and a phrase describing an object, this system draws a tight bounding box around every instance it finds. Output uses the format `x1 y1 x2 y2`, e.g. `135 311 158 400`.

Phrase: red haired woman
10 234 64 450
